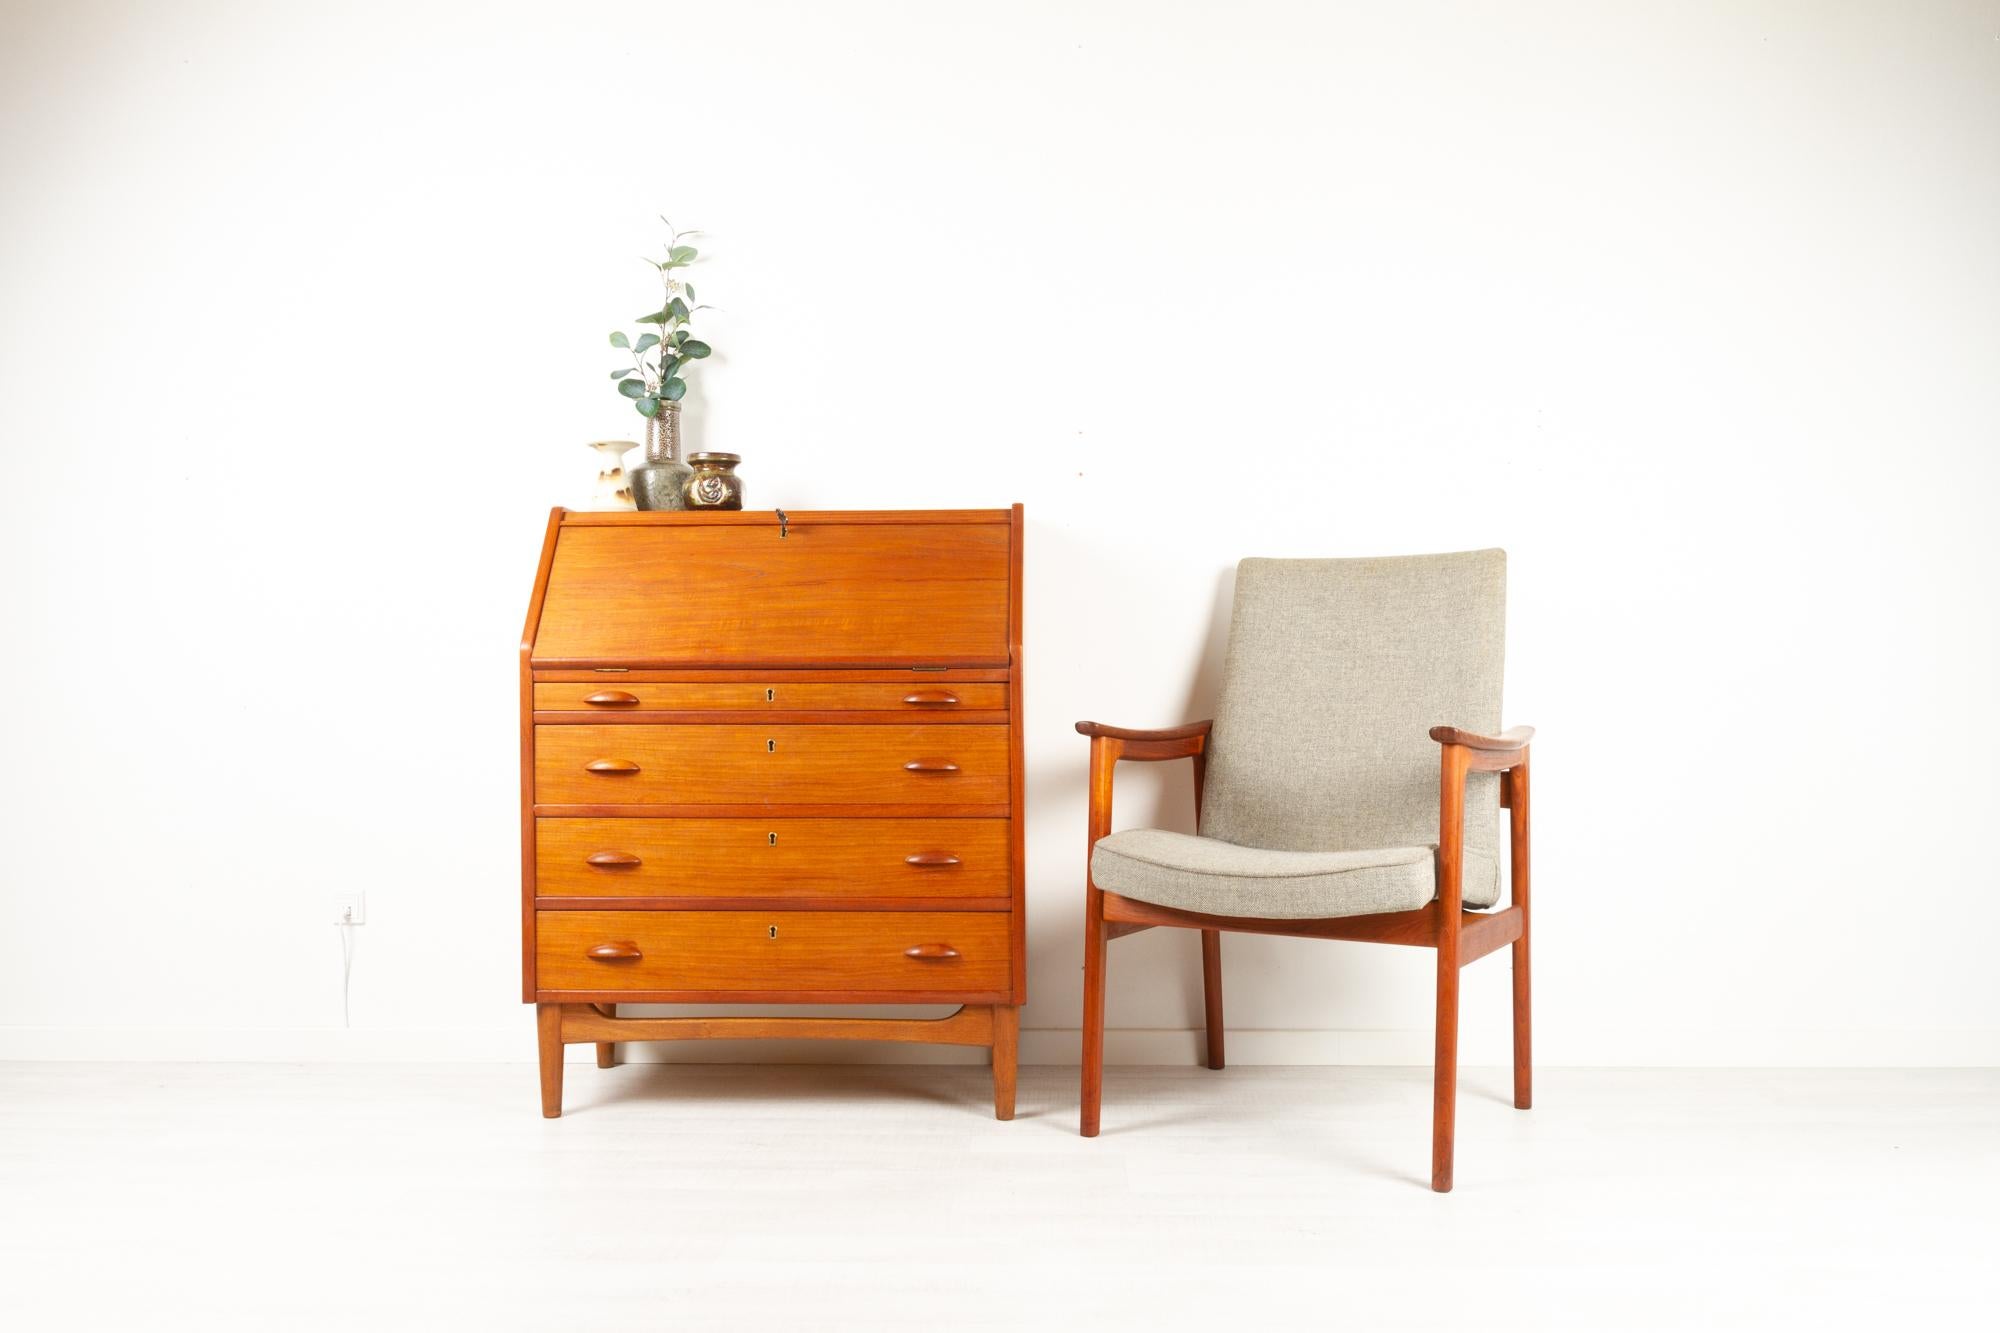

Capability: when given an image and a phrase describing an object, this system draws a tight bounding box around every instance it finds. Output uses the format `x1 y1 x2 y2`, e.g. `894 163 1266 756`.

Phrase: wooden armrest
1075 720 1212 742
1083 719 1212 836
1429 725 1535 751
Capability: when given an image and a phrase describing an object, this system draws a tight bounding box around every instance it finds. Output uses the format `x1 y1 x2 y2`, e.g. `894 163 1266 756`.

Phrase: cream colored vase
584 440 638 510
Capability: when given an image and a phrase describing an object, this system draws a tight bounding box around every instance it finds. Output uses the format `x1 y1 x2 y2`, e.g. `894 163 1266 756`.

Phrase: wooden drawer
535 910 1011 995
533 680 1007 713
537 817 1010 900
532 519 1011 666
534 724 1009 806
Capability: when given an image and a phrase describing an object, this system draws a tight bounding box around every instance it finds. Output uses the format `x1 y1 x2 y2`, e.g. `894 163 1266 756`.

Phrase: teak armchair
1077 551 1532 1191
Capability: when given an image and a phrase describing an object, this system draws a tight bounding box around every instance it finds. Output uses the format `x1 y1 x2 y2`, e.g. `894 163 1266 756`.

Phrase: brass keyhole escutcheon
768 832 777 846
766 688 775 702
766 738 776 753
768 925 778 940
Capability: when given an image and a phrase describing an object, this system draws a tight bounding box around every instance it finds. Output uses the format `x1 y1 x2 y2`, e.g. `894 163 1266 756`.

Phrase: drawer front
535 724 1009 806
532 521 1011 666
533 680 1008 713
536 910 1011 994
536 817 1010 899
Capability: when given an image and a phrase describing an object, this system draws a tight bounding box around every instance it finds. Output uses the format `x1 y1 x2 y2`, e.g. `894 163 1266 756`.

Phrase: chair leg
1080 889 1107 1137
536 1003 564 1119
1512 921 1532 1111
1200 929 1225 1070
991 1004 1018 1121
1432 953 1459 1192
1509 754 1533 1112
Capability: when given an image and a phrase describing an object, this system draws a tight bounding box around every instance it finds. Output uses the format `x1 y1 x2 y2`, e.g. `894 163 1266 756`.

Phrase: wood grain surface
532 519 1011 666
533 680 1007 712
535 909 1011 994
534 724 1009 805
535 816 1010 900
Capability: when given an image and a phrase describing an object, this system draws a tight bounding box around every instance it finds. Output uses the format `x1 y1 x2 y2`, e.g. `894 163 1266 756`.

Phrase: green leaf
668 245 698 265
635 308 671 324
680 340 711 359
637 395 660 418
683 284 696 303
634 333 660 354
610 368 634 379
617 378 648 399
669 297 690 321
671 329 689 347
609 331 630 349
662 377 687 402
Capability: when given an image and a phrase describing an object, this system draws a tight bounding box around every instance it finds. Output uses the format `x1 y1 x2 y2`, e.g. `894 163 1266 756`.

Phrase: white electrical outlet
332 892 366 925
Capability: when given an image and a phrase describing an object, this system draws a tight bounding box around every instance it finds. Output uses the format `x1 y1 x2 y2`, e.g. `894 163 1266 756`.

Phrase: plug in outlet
332 892 367 926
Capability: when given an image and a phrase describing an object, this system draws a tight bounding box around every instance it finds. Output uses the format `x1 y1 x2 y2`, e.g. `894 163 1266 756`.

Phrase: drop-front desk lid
525 508 1019 669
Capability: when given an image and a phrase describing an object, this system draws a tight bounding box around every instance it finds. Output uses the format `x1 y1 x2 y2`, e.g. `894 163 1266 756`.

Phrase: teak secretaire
519 506 1025 1117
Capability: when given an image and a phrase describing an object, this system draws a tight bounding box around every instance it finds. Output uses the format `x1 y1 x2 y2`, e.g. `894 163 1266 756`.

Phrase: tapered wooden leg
595 1003 617 1069
1432 951 1460 1192
1200 929 1225 1070
1512 928 1532 1111
1433 744 1468 1192
1081 888 1107 1137
1081 735 1118 1138
1509 755 1532 1111
991 1004 1018 1121
536 1003 564 1119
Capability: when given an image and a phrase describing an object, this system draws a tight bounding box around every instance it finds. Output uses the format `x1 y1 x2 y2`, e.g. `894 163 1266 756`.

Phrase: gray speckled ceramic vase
629 402 692 511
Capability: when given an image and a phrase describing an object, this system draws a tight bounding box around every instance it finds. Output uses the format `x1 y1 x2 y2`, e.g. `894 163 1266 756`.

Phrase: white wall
2 0 1995 1066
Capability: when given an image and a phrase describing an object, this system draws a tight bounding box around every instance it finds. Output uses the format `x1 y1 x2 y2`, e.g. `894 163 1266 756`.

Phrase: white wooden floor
1 1063 1992 1331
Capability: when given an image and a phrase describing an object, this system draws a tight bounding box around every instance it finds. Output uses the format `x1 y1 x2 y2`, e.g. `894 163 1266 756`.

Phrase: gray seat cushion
1091 828 1500 919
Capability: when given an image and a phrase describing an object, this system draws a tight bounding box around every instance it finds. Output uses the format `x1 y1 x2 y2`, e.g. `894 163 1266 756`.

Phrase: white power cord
337 910 357 1029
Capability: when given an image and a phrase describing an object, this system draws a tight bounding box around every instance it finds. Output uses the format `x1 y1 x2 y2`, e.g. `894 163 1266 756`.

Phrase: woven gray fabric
1092 829 1474 919
1177 550 1507 912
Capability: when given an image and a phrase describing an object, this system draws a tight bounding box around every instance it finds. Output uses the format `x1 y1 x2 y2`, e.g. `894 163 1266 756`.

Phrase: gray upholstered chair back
1199 551 1507 905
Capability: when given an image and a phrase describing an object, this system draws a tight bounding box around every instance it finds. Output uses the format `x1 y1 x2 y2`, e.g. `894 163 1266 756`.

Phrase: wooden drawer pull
585 851 643 868
904 852 962 867
582 690 641 707
903 943 961 961
902 690 961 706
586 941 643 962
584 759 642 775
903 760 960 774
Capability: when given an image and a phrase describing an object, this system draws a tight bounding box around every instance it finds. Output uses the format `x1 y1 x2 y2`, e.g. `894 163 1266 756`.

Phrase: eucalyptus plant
609 219 712 419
